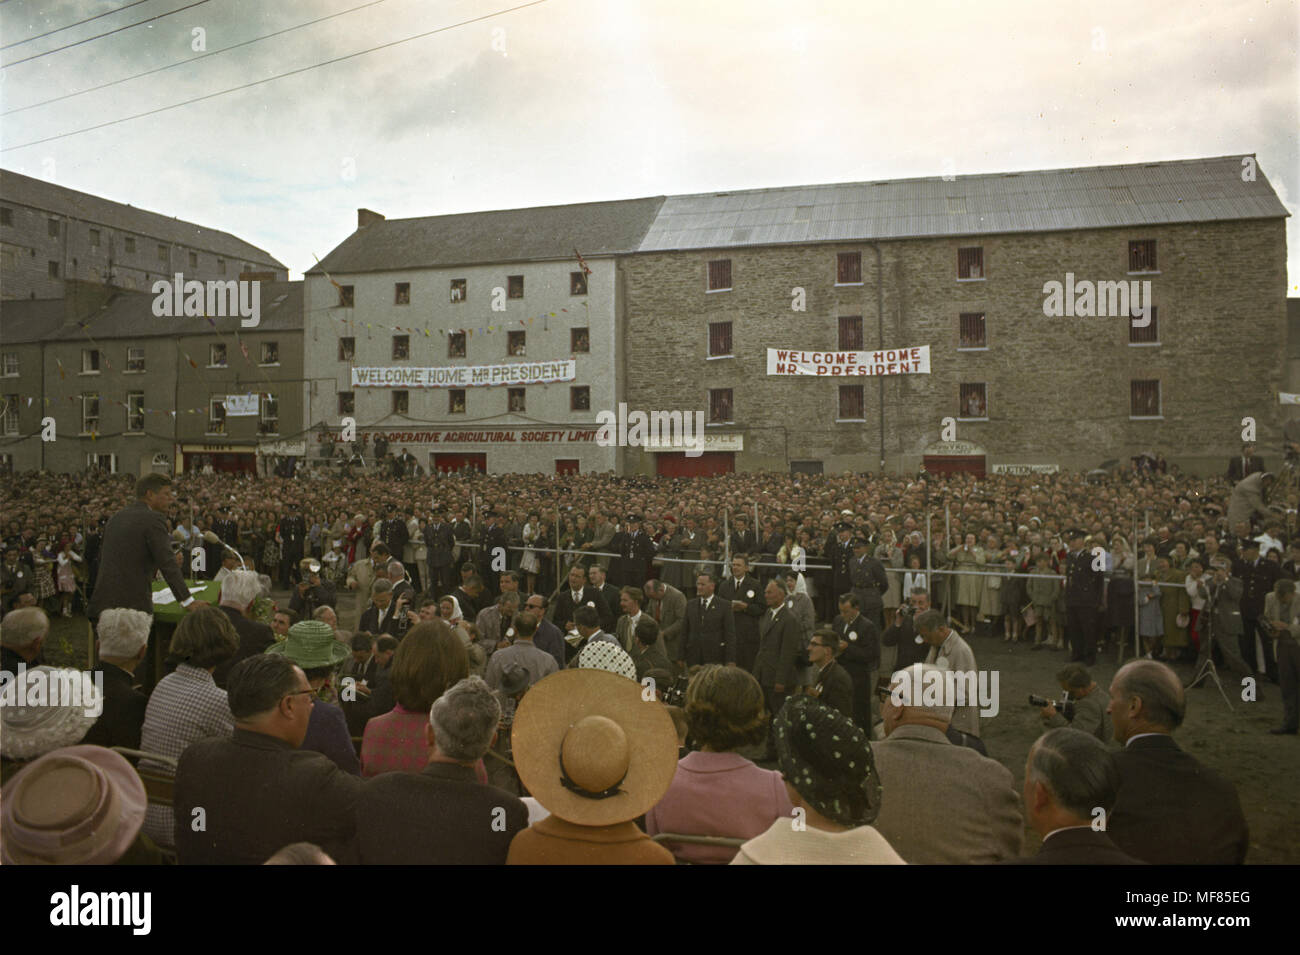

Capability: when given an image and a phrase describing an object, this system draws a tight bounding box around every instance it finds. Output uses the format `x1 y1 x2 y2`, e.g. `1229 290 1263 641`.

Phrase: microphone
202 530 246 569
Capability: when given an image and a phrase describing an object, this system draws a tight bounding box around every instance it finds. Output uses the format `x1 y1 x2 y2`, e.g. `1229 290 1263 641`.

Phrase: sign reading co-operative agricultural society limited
766 346 931 377
351 360 577 389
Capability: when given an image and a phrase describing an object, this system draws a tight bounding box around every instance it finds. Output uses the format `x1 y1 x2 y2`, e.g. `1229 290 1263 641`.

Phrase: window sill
956 277 985 283
957 346 988 352
834 282 865 288
1129 415 1164 421
78 371 101 376
1126 270 1161 276
124 369 145 375
956 416 988 422
207 365 227 370
1127 342 1161 348
124 431 146 437
836 418 867 423
706 354 734 361
705 288 732 294
79 432 100 437
706 421 734 427
258 362 280 368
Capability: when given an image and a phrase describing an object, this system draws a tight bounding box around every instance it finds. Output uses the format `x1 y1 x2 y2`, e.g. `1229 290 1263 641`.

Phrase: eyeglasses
284 688 316 705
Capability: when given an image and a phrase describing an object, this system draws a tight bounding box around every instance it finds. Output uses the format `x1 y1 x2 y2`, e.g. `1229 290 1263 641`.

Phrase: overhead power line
2 0 212 68
1 0 548 152
4 0 394 116
1 0 154 50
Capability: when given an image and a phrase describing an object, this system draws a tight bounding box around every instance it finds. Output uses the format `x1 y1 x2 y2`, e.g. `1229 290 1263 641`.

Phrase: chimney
357 208 385 230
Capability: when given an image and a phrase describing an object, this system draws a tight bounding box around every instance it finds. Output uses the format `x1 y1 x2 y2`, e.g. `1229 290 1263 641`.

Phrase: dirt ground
42 606 1299 864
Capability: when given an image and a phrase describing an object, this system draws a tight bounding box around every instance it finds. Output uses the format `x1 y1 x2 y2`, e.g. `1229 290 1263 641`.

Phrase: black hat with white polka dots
774 695 882 828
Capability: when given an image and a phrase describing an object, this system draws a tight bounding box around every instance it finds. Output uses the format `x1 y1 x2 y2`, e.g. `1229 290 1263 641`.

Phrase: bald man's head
1107 660 1185 743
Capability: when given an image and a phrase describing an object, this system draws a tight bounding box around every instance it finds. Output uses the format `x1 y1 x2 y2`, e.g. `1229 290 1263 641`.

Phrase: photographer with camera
883 587 931 671
289 558 337 622
1035 663 1112 744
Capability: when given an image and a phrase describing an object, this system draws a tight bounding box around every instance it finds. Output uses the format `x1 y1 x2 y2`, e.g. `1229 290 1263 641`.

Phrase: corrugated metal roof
0 169 287 269
310 196 666 275
638 155 1290 252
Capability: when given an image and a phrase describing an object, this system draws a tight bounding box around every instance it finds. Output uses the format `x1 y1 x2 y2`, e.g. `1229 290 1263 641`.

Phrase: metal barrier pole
1132 516 1140 660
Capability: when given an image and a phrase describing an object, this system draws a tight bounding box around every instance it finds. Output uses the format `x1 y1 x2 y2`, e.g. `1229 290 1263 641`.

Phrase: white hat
0 667 101 760
576 640 637 681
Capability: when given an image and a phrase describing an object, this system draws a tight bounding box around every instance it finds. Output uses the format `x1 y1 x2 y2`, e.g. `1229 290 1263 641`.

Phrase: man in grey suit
644 578 687 667
754 578 804 758
679 571 736 667
916 608 983 738
588 512 617 572
872 663 1023 864
89 474 198 620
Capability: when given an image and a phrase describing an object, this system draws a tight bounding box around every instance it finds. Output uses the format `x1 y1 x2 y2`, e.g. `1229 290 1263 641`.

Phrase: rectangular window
570 327 589 353
208 397 227 434
216 256 225 274
393 390 409 415
838 316 863 351
707 259 732 292
709 388 734 424
2 394 17 435
570 386 590 411
957 247 984 280
394 282 410 305
188 251 198 269
1129 306 1159 345
1131 380 1161 418
507 275 524 299
126 392 144 433
86 453 116 473
450 278 466 303
507 331 526 356
82 393 100 433
838 385 865 420
708 321 733 358
392 335 410 360
48 261 59 278
507 387 526 413
958 312 986 349
89 229 101 247
157 243 168 262
570 271 588 295
125 237 136 254
2 353 18 377
449 389 466 414
48 219 59 238
338 337 355 361
209 344 227 367
82 349 100 374
0 207 12 226
1129 239 1157 273
338 285 354 307
126 346 145 373
836 252 862 285
448 332 467 358
959 383 987 419
260 394 279 434
259 341 279 365
338 392 355 415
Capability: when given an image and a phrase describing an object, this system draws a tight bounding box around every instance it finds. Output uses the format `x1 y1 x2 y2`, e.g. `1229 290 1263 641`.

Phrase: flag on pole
574 248 592 276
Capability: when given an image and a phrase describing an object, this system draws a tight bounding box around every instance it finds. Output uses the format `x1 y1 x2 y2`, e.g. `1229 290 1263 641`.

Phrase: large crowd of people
0 445 1295 864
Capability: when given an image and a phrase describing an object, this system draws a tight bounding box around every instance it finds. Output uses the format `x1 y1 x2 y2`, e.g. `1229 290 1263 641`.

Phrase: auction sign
767 346 931 377
351 360 576 389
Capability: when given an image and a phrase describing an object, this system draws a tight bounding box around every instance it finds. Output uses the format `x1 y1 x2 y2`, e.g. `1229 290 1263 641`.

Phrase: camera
1028 693 1075 721
661 676 689 707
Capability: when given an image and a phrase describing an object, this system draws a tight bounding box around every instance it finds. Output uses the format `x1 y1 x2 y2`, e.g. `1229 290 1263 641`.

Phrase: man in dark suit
478 511 507 597
213 570 277 687
1234 539 1280 683
88 474 197 620
622 515 656 589
81 607 151 751
807 629 854 718
277 504 307 590
451 574 485 621
1107 659 1249 864
883 588 931 671
849 537 890 629
524 593 568 670
719 554 764 672
424 508 456 595
1064 529 1104 666
753 579 802 719
1010 727 1141 865
176 654 361 864
1227 443 1266 482
729 515 758 560
586 564 621 632
552 564 611 633
355 676 526 863
606 518 630 585
680 571 735 666
358 578 402 637
1 545 32 611
835 592 881 731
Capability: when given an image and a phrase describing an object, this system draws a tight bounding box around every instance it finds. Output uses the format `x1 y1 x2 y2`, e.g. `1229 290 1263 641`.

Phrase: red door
555 459 580 475
922 455 986 477
433 452 487 473
655 452 735 477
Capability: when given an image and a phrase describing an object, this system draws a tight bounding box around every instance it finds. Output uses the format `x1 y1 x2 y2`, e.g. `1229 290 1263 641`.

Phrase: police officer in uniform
1064 529 1104 666
277 503 307 589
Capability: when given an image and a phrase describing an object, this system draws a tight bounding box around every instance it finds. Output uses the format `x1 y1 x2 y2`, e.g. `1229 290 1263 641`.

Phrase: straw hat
1 745 147 865
265 620 350 669
511 668 678 827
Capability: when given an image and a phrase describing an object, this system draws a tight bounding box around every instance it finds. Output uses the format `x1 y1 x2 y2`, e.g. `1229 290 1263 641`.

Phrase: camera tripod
1185 585 1237 713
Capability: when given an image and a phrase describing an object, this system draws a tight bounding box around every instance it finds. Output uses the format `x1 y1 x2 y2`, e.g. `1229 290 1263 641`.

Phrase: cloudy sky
2 0 1296 286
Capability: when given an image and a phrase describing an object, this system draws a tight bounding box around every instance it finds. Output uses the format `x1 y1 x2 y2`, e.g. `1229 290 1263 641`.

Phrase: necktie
704 597 711 612
573 591 581 604
654 601 662 622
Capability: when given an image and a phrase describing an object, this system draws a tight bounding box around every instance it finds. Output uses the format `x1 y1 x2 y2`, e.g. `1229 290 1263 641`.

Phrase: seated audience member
1010 727 1141 864
630 617 673 682
82 608 151 751
265 842 336 865
1039 663 1113 744
1 667 102 780
213 569 276 687
439 595 484 675
646 665 793 864
360 635 399 720
2 745 163 864
484 611 558 693
356 677 528 864
174 654 361 864
360 621 469 777
732 695 905 865
870 664 1022 864
266 620 359 775
508 668 678 865
0 606 48 672
139 604 239 848
1107 659 1249 864
358 578 401 637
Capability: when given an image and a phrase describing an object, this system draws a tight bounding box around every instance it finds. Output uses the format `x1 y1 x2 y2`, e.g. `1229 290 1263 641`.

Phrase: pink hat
1 745 147 865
